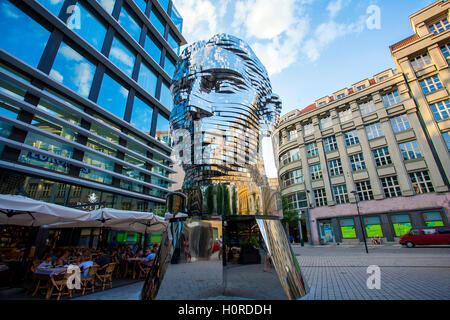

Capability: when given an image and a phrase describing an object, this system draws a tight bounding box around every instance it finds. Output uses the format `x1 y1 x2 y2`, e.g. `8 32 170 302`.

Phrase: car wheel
406 241 415 248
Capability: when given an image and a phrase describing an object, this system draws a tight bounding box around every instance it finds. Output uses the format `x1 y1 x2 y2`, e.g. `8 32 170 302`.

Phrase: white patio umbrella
0 194 91 227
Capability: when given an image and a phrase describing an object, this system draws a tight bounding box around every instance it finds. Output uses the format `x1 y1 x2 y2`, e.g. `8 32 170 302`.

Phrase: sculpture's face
170 44 265 169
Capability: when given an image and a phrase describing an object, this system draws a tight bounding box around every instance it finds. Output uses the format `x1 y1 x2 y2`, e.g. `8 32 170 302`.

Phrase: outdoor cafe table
125 258 146 279
33 266 68 299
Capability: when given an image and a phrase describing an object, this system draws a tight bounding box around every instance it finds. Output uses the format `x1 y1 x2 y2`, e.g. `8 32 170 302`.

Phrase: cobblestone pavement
74 244 450 300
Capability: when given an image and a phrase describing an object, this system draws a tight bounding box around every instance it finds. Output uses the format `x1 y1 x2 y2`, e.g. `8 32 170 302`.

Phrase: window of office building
134 0 147 14
319 116 332 130
31 114 77 141
118 4 142 43
97 0 116 15
306 142 318 157
109 37 136 77
280 148 300 166
130 96 153 133
410 54 432 71
303 123 314 136
310 164 322 181
410 171 434 194
86 137 117 157
355 180 374 201
138 62 158 96
363 216 383 238
150 8 166 37
90 122 120 145
391 214 412 237
0 2 51 68
37 0 65 17
344 130 359 146
349 153 366 171
281 169 304 188
158 0 170 12
160 80 173 111
366 122 383 140
156 113 171 146
399 140 422 160
144 34 163 64
333 185 349 204
357 84 366 91
422 212 444 227
97 73 129 119
429 18 450 35
80 167 113 185
420 75 444 94
380 176 402 198
338 109 352 123
164 54 176 77
340 218 356 238
359 100 376 116
37 97 81 127
390 114 411 133
287 192 307 209
324 136 337 152
168 31 180 55
429 100 450 121
443 131 450 150
328 159 343 176
50 43 96 98
382 91 401 107
70 3 107 52
314 188 327 207
372 147 392 166
337 93 345 100
82 151 115 172
441 43 450 59
170 6 183 33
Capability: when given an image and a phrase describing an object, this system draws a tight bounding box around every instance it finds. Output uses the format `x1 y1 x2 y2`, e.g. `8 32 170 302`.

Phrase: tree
205 185 214 214
232 187 237 215
216 184 223 215
281 195 299 229
224 186 231 215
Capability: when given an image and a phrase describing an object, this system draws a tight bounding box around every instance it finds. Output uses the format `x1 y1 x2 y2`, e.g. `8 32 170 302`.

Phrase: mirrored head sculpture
142 34 308 300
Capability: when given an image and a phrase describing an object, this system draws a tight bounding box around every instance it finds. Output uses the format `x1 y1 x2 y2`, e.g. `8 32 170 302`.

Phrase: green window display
391 214 412 236
340 218 356 238
363 216 383 238
150 233 162 243
422 212 444 227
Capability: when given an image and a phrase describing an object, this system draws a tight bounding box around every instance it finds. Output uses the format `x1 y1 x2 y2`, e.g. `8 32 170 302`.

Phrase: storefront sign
25 151 91 174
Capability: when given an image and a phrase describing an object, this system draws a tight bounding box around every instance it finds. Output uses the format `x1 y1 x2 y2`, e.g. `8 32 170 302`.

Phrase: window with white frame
320 117 332 130
441 43 450 59
359 100 376 116
287 129 298 141
338 109 352 123
304 123 314 136
429 100 450 121
382 91 401 107
410 54 432 71
281 169 304 188
314 188 327 207
390 114 411 133
333 185 349 204
399 140 422 160
357 84 366 91
409 171 435 194
420 75 444 94
349 153 366 171
280 148 300 165
366 122 383 140
372 147 392 166
324 136 337 152
428 18 450 35
310 164 323 180
380 176 402 198
287 192 308 209
344 130 359 146
328 159 343 176
443 131 450 151
337 93 345 100
306 142 319 157
355 180 374 201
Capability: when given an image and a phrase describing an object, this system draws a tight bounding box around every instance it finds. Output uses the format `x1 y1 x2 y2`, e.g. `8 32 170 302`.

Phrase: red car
212 240 220 253
399 226 450 247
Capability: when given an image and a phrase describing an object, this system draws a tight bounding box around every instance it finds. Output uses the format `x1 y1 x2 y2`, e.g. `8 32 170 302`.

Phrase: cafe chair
96 263 116 291
137 261 152 279
81 265 99 295
48 270 72 300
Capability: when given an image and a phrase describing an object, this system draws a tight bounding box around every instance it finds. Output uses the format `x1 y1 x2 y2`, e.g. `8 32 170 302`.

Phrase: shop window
363 216 383 238
340 218 356 239
391 214 412 237
422 212 444 227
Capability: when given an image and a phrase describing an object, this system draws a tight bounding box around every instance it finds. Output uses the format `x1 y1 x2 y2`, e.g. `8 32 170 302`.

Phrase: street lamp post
298 210 304 247
351 190 368 254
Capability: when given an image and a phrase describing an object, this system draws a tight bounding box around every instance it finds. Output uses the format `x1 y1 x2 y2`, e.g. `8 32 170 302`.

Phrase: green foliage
224 186 231 215
205 185 214 214
232 187 237 215
217 184 223 215
281 195 300 228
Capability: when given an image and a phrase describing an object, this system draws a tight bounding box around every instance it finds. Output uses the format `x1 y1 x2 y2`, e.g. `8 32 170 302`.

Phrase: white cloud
119 86 129 99
2 3 20 19
60 45 83 62
327 0 345 19
110 47 134 68
50 0 64 4
72 63 93 97
98 0 115 14
49 69 64 83
262 136 277 178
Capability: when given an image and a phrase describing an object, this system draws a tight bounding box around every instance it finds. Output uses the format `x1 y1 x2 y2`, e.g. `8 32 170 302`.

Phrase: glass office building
0 0 186 212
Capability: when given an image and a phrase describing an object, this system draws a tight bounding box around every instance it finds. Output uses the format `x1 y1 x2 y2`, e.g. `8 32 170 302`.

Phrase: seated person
79 255 94 279
38 255 53 268
143 249 156 266
55 250 70 267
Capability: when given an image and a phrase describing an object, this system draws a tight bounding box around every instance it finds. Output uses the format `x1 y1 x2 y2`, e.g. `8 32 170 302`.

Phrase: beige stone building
273 0 450 245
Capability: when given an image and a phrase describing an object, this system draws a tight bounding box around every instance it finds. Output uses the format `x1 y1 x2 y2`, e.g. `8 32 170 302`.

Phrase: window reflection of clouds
160 81 173 111
119 6 141 42
133 0 147 14
144 35 162 64
138 63 158 96
0 2 51 67
109 37 136 77
97 73 129 119
51 44 95 98
150 9 166 37
97 0 115 15
36 0 64 17
130 96 153 133
71 3 107 52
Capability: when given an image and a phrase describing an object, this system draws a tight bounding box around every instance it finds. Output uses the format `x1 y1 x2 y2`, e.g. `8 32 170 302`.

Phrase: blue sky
173 0 437 115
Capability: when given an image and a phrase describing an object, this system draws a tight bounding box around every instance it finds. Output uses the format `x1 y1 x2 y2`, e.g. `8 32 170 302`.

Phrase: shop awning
0 194 91 227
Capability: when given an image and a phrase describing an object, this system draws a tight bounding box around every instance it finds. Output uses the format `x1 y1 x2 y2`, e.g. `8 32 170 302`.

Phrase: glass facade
0 0 185 210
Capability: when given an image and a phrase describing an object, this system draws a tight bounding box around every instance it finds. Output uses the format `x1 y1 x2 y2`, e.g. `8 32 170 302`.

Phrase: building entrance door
319 220 334 243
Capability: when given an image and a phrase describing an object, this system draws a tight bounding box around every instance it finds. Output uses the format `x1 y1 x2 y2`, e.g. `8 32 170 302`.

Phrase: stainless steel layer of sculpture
142 34 308 300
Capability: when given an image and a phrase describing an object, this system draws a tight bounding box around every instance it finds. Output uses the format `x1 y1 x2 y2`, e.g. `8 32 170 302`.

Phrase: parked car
399 226 450 247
